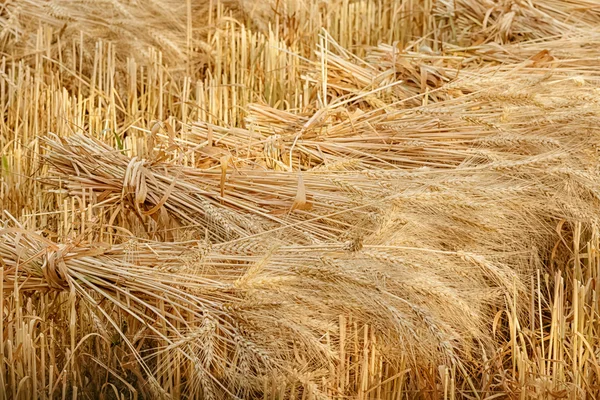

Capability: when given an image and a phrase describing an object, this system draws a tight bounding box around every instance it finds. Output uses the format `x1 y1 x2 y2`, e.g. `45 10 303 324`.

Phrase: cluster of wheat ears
2 0 600 398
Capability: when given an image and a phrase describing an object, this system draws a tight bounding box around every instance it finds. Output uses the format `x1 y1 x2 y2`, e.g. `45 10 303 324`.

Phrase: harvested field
2 0 600 398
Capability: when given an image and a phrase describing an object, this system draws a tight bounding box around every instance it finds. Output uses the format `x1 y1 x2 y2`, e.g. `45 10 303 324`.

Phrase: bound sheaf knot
41 242 110 290
123 157 149 206
43 244 71 290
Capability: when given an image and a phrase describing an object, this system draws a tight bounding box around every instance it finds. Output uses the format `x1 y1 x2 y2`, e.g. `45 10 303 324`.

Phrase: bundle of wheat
42 132 388 243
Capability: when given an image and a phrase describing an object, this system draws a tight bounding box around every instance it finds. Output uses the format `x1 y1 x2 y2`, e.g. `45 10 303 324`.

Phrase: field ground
2 0 600 398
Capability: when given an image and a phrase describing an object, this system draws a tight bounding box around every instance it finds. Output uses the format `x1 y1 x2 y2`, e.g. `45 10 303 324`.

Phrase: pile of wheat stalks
2 0 600 398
